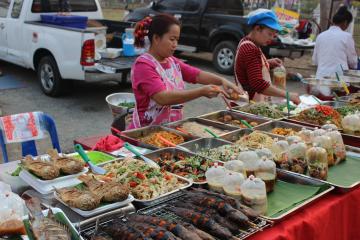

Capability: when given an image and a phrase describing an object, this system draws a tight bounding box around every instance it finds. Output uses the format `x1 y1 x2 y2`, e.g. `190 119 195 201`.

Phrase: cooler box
40 14 88 29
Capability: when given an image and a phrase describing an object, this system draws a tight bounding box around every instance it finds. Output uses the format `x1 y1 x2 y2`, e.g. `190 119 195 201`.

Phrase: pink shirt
132 56 200 126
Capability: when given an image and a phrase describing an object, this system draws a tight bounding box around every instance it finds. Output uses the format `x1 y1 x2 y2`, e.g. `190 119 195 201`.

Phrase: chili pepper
136 172 145 180
129 181 138 188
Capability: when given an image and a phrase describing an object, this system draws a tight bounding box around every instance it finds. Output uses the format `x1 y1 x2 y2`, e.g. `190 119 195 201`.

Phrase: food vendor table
248 186 360 240
73 133 108 150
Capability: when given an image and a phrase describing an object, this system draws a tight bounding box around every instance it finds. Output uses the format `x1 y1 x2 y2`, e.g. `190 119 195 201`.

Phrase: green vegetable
336 105 360 117
11 166 22 176
117 101 135 108
240 102 284 119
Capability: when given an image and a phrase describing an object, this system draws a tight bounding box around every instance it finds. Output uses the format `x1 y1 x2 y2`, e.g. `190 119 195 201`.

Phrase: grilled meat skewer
126 221 179 240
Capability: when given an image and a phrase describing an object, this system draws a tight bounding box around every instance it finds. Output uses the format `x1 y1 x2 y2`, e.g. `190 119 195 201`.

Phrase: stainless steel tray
280 145 360 193
199 110 271 129
117 125 198 150
165 117 238 137
144 147 219 185
231 103 287 120
221 129 283 144
254 121 314 137
179 137 232 154
268 169 334 221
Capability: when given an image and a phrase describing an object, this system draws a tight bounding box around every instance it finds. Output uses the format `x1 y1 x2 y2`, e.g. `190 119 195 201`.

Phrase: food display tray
230 104 287 120
179 137 232 154
267 169 334 221
116 125 198 150
281 146 360 193
198 110 271 129
54 190 135 218
253 121 314 137
220 129 283 144
144 147 220 185
165 117 239 137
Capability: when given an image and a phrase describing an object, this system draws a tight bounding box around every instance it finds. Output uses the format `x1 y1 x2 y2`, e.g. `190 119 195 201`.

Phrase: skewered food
25 198 71 240
55 187 101 211
139 131 185 148
78 175 129 202
102 158 186 200
21 155 60 180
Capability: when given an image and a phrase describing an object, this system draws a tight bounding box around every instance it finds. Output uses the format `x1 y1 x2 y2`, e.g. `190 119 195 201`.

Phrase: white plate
54 191 135 217
22 207 82 240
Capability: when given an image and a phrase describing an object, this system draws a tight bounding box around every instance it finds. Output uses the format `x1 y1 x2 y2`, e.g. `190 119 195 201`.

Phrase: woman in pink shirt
129 14 243 129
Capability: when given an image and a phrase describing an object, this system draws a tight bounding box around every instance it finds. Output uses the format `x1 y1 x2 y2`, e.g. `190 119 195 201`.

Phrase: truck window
31 0 98 13
11 0 24 18
156 0 186 11
185 0 200 12
0 0 11 18
207 0 244 15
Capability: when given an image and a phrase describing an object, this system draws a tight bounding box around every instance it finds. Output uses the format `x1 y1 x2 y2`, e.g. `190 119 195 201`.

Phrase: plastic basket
40 14 88 29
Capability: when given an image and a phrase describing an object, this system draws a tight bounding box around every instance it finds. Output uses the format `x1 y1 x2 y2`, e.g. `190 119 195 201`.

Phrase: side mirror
151 1 159 10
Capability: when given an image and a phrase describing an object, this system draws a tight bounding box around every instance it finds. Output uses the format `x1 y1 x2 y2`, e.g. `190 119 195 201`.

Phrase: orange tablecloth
249 186 360 240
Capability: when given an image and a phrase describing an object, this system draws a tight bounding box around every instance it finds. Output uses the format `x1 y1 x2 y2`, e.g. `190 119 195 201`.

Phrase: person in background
313 6 358 79
234 9 300 104
128 14 243 129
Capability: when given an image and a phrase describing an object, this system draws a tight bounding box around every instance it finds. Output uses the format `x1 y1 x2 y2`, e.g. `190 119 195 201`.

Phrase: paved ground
0 52 311 162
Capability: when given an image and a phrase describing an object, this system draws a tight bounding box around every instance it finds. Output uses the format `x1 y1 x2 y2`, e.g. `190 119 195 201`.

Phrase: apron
235 40 272 102
128 53 185 129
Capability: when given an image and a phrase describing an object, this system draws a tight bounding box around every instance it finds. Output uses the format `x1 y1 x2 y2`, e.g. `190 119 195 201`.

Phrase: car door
0 0 11 59
5 0 25 65
155 0 202 47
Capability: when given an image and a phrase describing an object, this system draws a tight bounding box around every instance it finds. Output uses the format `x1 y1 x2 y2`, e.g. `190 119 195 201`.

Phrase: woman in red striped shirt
235 9 300 104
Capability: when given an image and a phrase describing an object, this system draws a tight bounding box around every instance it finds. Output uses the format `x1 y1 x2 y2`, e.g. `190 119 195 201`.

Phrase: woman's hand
200 85 222 98
221 79 244 95
290 92 301 105
268 58 283 68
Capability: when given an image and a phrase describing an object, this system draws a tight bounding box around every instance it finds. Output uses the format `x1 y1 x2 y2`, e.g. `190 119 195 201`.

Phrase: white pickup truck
0 0 134 96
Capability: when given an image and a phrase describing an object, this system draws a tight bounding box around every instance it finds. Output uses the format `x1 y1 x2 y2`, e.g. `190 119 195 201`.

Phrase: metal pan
144 147 220 185
280 145 360 193
267 169 334 221
179 137 232 154
165 117 238 138
253 121 314 137
231 103 287 120
199 110 271 129
116 125 197 150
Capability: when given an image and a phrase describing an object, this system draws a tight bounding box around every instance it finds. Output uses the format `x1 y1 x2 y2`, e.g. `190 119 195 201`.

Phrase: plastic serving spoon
123 142 160 169
204 128 219 138
74 144 106 175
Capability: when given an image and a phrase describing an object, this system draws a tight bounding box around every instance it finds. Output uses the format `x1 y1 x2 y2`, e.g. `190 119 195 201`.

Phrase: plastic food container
241 176 267 215
255 158 276 193
205 166 226 193
306 146 328 180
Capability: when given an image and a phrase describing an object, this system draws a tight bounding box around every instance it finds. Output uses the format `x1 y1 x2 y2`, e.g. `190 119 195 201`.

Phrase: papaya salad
294 105 342 128
101 158 187 200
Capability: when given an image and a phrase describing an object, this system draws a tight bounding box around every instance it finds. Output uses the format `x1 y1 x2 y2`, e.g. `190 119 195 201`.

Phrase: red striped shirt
235 37 270 99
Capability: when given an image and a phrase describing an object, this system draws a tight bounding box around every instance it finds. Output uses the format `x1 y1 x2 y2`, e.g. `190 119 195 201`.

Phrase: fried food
48 149 84 175
271 127 297 136
55 187 101 211
21 156 60 180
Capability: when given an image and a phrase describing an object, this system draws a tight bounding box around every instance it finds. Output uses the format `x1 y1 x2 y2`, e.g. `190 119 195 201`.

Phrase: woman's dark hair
134 14 180 48
333 6 353 25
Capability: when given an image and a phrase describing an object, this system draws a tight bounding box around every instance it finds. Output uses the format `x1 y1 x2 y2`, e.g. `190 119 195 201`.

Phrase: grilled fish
174 202 239 234
126 221 179 240
25 198 71 240
48 149 84 175
127 214 202 240
78 175 129 202
103 223 153 240
55 187 101 211
175 221 215 240
21 155 60 180
165 206 235 240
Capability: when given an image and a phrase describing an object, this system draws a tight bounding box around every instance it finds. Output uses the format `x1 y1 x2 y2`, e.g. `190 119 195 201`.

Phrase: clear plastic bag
255 158 276 193
297 128 314 146
306 146 328 180
313 128 327 137
326 130 346 164
271 140 289 169
288 141 308 174
286 135 303 145
240 176 267 215
255 148 274 161
314 135 335 166
322 123 338 131
342 114 360 136
224 160 246 176
0 182 26 236
238 151 261 177
223 171 245 199
205 166 226 193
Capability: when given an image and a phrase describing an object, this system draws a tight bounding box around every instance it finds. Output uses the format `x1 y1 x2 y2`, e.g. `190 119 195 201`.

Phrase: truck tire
37 56 66 97
213 41 237 75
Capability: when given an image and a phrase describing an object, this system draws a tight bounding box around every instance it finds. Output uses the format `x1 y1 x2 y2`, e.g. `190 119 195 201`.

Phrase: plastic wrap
314 135 335 166
223 171 245 199
238 151 261 177
288 142 308 174
306 146 328 180
205 166 226 193
326 130 346 164
255 158 276 193
240 176 267 215
224 160 246 176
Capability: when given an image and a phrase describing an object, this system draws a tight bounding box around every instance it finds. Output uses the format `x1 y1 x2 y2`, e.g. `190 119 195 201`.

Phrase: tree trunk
320 0 331 32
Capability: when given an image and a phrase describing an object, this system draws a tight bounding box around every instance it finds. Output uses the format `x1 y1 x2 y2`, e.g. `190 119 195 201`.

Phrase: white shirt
312 26 358 79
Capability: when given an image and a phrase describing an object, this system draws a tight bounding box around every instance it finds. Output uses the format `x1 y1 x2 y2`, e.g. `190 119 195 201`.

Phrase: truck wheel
213 41 237 75
37 56 66 97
